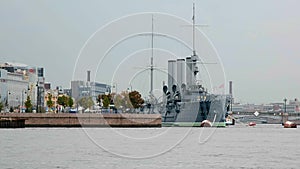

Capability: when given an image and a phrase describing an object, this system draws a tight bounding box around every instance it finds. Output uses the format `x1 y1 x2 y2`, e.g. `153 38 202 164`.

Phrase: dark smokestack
87 70 91 82
229 81 233 95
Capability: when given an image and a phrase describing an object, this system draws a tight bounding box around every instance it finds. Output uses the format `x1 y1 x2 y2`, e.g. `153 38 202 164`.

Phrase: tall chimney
229 81 233 96
87 70 91 82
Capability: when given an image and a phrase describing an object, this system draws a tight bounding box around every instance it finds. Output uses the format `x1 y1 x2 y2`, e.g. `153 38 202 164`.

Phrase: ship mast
150 14 154 95
190 3 199 86
192 3 196 56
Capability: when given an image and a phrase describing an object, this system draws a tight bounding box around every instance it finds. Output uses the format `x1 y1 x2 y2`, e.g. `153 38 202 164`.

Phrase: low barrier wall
0 113 162 127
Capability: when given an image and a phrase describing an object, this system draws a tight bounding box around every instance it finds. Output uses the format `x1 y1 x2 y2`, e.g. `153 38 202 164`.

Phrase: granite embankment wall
0 113 161 127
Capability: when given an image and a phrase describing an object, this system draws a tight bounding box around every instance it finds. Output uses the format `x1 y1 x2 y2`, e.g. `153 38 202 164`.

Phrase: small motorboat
284 121 297 128
248 122 256 126
200 120 212 127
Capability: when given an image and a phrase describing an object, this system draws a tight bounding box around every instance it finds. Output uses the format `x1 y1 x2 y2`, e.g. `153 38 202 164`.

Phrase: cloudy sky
1 0 300 104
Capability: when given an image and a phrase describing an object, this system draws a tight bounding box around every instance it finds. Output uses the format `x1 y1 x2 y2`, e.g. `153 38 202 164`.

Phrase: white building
0 62 45 111
0 69 28 108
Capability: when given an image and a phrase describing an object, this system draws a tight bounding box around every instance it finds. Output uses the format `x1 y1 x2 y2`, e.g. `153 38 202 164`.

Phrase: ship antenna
150 14 154 95
192 3 196 56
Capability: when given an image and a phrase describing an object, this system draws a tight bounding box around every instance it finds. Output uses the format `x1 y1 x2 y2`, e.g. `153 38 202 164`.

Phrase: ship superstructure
160 4 230 126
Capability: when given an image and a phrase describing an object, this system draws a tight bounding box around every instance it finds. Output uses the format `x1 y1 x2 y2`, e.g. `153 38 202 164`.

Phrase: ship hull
161 97 226 127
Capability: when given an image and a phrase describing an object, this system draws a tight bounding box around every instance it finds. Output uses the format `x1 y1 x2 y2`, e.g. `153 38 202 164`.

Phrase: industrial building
71 71 111 102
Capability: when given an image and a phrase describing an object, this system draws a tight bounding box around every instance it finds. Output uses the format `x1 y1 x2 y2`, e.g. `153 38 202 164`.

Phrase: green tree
24 96 32 112
68 97 74 107
0 101 3 112
77 96 94 109
129 90 144 109
0 95 4 112
57 95 68 108
98 93 114 108
46 94 54 111
102 95 110 108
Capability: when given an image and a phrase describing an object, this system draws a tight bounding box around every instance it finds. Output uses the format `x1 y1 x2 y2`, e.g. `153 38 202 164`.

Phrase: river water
0 124 299 169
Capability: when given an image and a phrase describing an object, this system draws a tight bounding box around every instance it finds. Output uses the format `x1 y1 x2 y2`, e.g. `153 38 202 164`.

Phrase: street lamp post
282 98 287 125
36 82 39 113
16 97 19 113
6 91 11 111
21 89 27 113
284 98 287 113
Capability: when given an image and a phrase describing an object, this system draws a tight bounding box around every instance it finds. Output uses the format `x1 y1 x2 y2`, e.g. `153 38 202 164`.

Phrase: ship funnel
186 57 192 87
168 60 176 90
229 81 233 95
177 59 186 89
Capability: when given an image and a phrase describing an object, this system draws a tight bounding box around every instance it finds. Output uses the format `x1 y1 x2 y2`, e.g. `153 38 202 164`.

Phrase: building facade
0 62 45 111
71 80 110 102
0 69 28 108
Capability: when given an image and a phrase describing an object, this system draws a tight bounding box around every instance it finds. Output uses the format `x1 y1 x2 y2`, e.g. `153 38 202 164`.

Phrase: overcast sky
1 0 300 104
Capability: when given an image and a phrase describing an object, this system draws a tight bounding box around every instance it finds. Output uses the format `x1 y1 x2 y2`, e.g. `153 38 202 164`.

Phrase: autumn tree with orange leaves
129 90 144 109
